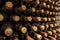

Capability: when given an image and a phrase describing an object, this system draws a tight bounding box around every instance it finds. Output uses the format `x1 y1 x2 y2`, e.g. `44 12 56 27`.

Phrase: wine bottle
36 9 45 14
24 16 32 22
32 0 40 6
55 12 58 16
2 1 13 13
26 33 34 40
52 1 55 5
48 36 56 40
1 22 13 37
56 33 60 40
51 34 57 38
52 30 56 34
40 2 47 8
43 17 47 22
50 23 54 28
34 33 42 40
0 13 6 22
25 23 38 32
18 5 26 12
47 31 53 35
33 17 41 22
56 28 60 33
45 0 52 4
54 7 58 11
46 5 50 9
47 17 51 21
5 1 13 10
27 7 36 13
45 10 50 15
41 32 48 37
45 23 49 30
18 25 27 34
52 17 56 21
38 24 45 31
49 11 53 15
52 11 55 15
10 14 20 22
30 25 38 32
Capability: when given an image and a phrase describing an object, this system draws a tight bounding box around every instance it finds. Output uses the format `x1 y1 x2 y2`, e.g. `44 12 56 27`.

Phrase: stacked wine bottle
0 0 60 40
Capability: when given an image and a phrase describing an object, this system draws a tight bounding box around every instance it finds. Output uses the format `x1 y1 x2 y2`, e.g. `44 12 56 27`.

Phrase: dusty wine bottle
25 23 38 32
2 1 13 13
27 7 36 13
33 17 41 22
52 30 56 34
1 22 13 37
34 33 42 40
45 10 50 15
52 11 55 15
40 2 47 8
54 7 58 11
47 17 51 21
47 31 53 35
52 17 56 21
47 5 50 9
41 32 48 37
56 28 60 33
19 25 27 34
0 13 5 22
36 9 45 14
45 24 49 31
5 28 13 37
52 1 55 5
24 16 32 22
33 0 40 6
5 1 13 10
10 15 20 22
49 11 53 15
18 5 26 12
48 36 56 40
30 25 38 32
43 17 47 22
26 34 34 40
38 24 45 30
50 23 54 28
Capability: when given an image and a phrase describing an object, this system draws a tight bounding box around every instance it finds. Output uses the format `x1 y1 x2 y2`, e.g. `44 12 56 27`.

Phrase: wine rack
0 0 60 40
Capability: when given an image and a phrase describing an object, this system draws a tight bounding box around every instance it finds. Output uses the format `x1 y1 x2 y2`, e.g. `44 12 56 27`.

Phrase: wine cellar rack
0 0 60 40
